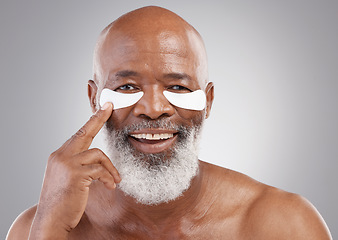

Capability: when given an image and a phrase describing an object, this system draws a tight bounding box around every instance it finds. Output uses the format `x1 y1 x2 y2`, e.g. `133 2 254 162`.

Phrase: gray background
1 0 337 238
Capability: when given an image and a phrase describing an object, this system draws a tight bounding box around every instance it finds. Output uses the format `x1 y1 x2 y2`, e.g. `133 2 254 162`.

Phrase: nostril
138 112 171 120
133 100 175 119
131 88 176 119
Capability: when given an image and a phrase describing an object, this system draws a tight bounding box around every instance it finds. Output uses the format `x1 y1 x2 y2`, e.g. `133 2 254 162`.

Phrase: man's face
91 27 213 205
98 29 208 137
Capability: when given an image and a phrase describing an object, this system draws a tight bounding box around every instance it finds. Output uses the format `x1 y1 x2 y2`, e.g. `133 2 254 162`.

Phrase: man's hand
29 102 120 239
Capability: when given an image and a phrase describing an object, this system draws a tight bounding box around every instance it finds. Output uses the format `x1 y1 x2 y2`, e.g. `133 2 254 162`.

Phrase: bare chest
68 215 248 240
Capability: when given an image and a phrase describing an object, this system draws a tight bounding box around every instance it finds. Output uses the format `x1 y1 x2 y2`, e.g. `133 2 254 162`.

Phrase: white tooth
161 134 168 139
131 133 174 140
132 134 141 139
153 134 160 140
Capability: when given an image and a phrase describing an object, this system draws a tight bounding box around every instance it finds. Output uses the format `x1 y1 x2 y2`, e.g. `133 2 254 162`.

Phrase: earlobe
88 80 98 113
205 82 214 119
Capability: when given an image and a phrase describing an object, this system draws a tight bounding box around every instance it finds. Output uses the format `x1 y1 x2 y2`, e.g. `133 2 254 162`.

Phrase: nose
132 86 175 119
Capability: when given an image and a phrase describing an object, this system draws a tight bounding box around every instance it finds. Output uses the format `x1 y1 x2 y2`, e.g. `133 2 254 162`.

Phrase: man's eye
115 84 137 91
168 85 192 92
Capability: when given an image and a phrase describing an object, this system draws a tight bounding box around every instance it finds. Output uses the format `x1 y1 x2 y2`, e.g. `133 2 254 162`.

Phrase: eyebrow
115 70 140 80
163 72 192 81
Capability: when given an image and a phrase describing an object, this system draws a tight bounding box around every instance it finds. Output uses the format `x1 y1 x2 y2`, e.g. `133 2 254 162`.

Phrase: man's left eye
168 85 192 92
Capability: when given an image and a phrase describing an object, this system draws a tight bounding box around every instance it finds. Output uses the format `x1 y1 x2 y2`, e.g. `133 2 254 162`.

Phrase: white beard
103 120 202 205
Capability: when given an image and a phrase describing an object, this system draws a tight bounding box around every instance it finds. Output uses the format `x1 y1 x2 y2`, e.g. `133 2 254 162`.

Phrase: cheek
107 109 132 130
175 108 205 127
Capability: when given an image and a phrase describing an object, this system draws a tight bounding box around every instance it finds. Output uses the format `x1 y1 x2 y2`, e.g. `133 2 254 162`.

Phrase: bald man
7 6 332 240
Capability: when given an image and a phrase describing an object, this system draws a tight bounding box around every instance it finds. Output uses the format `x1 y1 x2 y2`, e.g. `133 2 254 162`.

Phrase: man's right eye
115 84 138 92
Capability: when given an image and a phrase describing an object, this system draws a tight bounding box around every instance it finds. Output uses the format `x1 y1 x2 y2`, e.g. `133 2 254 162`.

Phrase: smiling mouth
130 133 174 141
128 131 178 153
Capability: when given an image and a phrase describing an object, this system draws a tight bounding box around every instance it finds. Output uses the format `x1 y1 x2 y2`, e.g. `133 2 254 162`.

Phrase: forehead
95 29 207 87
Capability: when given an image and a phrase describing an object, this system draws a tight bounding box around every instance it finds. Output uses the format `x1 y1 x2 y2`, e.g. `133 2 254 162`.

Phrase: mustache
104 119 200 156
106 118 189 135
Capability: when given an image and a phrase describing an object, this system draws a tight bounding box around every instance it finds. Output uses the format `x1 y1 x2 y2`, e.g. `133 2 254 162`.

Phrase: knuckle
48 150 61 162
48 149 71 165
49 151 58 159
90 112 105 125
84 165 100 177
74 127 87 138
90 113 100 122
92 148 106 162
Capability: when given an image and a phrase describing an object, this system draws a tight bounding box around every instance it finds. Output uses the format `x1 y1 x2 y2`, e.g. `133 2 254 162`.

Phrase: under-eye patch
163 90 206 110
99 88 206 111
99 88 143 110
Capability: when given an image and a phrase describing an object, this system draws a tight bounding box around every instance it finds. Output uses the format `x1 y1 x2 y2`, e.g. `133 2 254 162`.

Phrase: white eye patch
99 88 143 110
163 90 206 110
99 88 206 111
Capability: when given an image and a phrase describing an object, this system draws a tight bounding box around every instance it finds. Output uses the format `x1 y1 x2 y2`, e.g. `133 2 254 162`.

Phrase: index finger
67 102 113 154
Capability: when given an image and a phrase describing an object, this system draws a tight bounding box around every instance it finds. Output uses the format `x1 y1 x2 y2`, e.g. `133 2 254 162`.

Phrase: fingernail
102 102 111 110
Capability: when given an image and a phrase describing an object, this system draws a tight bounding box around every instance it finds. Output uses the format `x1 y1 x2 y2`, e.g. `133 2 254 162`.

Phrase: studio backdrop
1 0 337 238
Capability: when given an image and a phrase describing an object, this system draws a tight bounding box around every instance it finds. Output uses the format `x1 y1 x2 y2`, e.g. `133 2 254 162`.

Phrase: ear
205 82 214 119
88 80 98 113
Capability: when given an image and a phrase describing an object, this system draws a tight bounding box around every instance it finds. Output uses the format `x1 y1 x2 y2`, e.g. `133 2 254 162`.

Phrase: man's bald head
89 7 214 205
92 6 208 89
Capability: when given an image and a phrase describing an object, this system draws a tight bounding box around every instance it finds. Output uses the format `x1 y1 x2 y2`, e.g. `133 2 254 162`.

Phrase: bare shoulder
200 161 332 239
6 205 37 240
245 186 332 239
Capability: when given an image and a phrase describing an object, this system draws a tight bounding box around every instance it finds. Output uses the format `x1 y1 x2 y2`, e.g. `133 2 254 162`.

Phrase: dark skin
7 6 332 239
